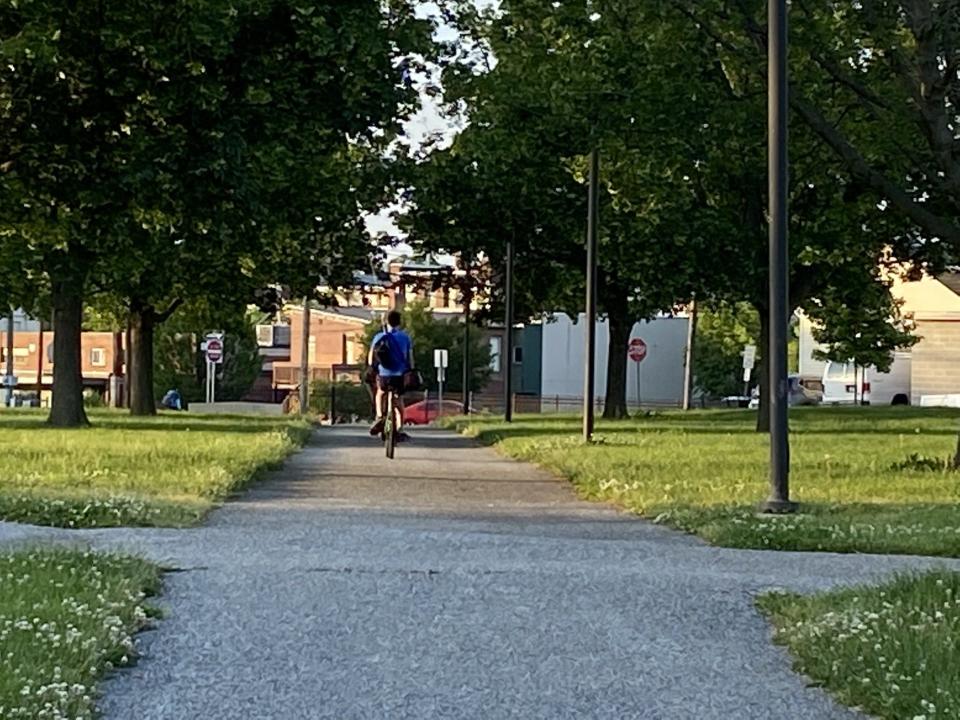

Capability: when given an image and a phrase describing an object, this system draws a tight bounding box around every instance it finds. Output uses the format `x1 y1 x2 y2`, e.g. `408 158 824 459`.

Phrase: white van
821 353 911 405
821 362 870 405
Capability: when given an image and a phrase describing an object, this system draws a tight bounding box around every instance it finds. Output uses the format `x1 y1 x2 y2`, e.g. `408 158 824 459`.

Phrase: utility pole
762 0 797 513
503 240 515 422
462 291 471 414
4 309 14 407
299 298 311 413
682 297 698 410
582 148 599 441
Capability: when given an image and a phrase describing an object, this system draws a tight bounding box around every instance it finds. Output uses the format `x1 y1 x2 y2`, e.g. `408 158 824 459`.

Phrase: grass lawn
448 407 960 556
0 548 161 720
0 410 311 528
759 570 960 719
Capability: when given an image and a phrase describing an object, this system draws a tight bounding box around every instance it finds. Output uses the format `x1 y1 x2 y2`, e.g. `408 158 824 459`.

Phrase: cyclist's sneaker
369 418 385 436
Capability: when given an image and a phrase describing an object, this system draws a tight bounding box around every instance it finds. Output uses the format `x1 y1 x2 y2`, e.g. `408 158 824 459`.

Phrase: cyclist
368 309 414 437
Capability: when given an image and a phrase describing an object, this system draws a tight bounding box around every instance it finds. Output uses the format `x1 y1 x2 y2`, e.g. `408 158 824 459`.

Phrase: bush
82 388 104 407
309 381 373 421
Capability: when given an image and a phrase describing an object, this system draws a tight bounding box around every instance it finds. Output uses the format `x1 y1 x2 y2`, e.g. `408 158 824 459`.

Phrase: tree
0 1 435 423
411 0 721 418
153 304 262 406
810 274 919 393
361 301 492 395
694 304 760 399
675 1 960 260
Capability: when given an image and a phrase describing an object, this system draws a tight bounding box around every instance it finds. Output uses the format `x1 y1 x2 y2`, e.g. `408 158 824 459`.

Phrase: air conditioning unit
256 324 274 347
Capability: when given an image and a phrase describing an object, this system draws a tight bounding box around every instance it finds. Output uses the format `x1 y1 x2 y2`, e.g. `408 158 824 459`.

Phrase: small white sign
743 367 752 382
434 348 449 369
742 344 757 370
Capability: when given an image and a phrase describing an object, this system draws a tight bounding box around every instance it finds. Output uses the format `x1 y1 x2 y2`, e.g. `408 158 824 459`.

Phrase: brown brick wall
911 320 960 402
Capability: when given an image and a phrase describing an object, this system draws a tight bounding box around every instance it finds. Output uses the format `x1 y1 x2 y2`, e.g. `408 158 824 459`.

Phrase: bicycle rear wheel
384 392 396 459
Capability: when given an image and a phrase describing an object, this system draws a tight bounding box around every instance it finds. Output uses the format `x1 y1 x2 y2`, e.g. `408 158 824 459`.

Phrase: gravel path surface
2 426 957 719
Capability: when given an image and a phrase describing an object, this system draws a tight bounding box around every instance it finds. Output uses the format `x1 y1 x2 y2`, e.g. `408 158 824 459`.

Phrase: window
256 324 275 347
90 348 107 367
513 346 523 364
488 337 501 373
825 362 851 380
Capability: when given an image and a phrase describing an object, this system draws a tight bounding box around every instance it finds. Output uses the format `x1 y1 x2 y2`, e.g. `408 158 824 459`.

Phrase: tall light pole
462 296 471 414
298 215 323 414
763 0 797 513
582 148 599 442
4 309 14 407
503 240 515 422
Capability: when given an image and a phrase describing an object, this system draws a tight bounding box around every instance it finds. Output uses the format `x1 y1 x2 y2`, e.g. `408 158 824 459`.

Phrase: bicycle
382 386 403 459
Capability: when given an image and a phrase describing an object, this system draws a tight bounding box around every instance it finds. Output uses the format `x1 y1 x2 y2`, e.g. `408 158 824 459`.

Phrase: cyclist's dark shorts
377 375 405 393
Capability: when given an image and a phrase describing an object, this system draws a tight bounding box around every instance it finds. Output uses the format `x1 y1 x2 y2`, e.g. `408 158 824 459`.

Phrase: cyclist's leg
370 377 387 435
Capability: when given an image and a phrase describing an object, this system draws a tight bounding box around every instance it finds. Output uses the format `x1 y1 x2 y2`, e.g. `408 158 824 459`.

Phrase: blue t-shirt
372 328 412 377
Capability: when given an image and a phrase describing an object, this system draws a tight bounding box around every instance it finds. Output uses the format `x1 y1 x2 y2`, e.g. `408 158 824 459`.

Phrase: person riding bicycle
368 309 414 437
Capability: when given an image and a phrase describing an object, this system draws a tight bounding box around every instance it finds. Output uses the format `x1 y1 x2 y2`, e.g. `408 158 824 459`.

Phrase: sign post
628 337 647 410
434 349 449 420
204 334 224 404
742 344 757 397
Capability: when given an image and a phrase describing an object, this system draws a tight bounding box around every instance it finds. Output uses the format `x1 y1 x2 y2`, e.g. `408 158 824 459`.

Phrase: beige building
799 269 960 405
895 271 960 403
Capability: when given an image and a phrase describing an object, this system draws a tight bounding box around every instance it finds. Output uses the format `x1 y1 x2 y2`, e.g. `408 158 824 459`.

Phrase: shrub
309 380 373 421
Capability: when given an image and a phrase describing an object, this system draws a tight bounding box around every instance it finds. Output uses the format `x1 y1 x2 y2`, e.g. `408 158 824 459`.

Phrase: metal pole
299 298 311 413
37 319 44 402
582 148 599 441
4 309 14 406
763 0 796 513
635 359 641 411
462 301 471 414
682 298 698 410
504 240 515 422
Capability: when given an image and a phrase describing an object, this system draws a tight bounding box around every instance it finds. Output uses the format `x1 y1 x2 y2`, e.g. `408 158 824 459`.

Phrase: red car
404 399 468 425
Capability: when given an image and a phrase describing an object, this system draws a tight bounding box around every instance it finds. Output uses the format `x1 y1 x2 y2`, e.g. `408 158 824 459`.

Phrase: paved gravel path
2 427 957 719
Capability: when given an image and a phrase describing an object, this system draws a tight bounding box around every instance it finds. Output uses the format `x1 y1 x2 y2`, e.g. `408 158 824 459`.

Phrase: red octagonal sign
206 338 224 363
628 337 647 363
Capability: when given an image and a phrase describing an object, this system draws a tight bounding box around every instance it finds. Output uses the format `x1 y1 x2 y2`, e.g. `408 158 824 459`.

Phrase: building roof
314 306 378 325
938 270 960 296
390 252 451 273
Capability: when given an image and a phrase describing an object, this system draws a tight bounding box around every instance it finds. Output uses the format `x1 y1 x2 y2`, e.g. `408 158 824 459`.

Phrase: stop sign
205 337 224 364
628 337 647 363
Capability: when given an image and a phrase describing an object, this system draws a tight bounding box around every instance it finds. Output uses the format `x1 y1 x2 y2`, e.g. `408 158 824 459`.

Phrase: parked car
404 399 470 425
748 374 823 409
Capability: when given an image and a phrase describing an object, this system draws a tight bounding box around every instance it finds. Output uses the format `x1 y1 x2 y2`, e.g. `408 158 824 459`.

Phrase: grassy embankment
0 548 161 720
0 410 310 527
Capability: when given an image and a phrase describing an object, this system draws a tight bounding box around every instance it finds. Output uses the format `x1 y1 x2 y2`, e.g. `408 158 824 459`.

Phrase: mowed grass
449 407 960 556
759 570 960 719
0 410 311 527
0 548 161 720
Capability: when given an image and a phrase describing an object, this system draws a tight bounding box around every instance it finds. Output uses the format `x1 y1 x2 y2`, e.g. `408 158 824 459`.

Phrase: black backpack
373 332 396 370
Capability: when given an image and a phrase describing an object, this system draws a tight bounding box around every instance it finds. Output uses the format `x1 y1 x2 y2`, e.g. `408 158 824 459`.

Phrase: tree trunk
128 303 157 416
48 274 89 427
602 307 631 419
756 305 770 433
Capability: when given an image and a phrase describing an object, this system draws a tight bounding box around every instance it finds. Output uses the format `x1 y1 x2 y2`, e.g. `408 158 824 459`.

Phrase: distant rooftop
938 269 960 296
389 252 451 273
